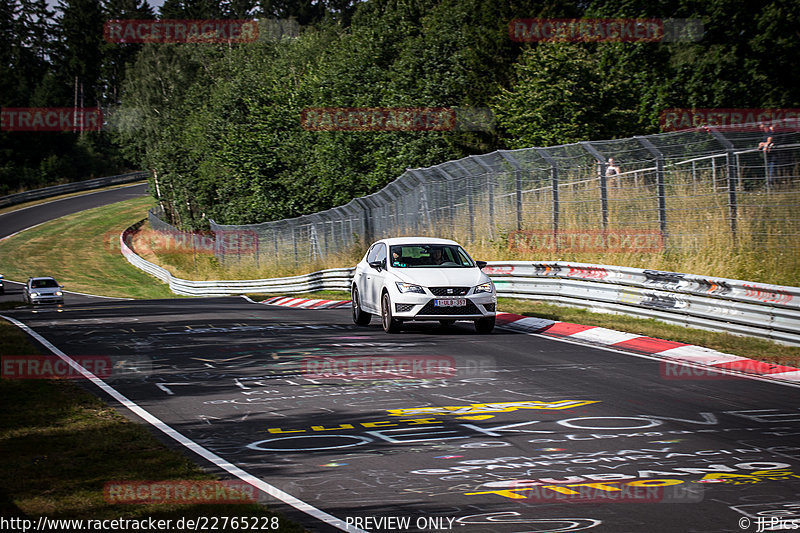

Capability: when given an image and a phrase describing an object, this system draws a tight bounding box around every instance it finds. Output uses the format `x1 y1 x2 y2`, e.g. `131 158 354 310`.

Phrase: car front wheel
381 292 402 333
352 286 371 326
475 316 495 334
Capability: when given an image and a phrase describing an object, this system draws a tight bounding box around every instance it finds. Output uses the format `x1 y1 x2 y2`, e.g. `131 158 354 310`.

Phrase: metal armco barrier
120 221 354 297
484 261 800 346
0 171 148 208
121 223 800 345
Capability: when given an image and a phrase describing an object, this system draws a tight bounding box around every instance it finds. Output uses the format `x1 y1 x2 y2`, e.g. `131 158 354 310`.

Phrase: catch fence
150 123 800 265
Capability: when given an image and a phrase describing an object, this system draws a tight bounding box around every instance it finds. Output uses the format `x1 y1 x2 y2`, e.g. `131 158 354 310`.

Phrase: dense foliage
3 0 798 225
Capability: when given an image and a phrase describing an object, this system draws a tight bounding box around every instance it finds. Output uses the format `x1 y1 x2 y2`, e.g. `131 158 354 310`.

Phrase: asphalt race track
3 189 800 532
0 181 148 241
0 182 148 304
4 297 800 533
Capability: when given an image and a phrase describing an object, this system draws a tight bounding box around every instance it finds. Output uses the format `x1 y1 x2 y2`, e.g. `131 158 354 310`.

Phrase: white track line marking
0 313 367 533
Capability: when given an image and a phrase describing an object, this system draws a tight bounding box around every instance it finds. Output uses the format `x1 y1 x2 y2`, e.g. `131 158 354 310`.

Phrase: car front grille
417 300 480 316
428 287 470 296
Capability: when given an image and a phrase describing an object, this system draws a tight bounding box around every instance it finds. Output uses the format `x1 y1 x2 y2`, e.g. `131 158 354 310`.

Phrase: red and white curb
259 296 352 309
496 312 800 384
246 296 800 386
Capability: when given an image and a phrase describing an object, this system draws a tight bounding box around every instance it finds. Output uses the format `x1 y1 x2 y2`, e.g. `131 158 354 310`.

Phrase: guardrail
120 221 353 296
120 223 800 345
485 262 800 346
0 171 148 209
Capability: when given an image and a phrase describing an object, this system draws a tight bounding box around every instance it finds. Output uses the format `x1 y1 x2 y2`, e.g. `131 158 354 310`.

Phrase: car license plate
434 299 466 307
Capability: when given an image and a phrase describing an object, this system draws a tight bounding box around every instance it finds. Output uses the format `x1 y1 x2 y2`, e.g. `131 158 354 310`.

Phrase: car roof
28 276 57 281
376 237 461 246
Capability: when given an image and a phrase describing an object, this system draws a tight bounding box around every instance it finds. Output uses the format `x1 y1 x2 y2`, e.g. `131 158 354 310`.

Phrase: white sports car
351 237 496 333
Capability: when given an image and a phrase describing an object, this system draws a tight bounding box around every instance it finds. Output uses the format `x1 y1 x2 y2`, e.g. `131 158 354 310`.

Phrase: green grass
0 318 306 530
0 196 175 299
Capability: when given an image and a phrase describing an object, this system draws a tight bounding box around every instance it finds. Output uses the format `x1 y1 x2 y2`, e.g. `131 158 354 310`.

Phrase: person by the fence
605 157 621 188
757 123 776 186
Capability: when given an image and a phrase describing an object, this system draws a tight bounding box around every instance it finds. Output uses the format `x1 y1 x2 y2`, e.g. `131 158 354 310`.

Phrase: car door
364 242 387 313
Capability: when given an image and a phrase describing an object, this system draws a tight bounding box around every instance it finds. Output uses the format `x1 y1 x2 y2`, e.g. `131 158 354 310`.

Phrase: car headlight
55 291 63 296
474 281 494 294
396 282 425 294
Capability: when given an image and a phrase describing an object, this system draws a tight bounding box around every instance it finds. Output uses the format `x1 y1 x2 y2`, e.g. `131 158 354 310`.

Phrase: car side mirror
476 261 487 269
368 260 384 270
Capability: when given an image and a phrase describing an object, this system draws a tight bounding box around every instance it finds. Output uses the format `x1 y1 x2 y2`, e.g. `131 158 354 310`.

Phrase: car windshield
31 279 58 288
389 244 475 268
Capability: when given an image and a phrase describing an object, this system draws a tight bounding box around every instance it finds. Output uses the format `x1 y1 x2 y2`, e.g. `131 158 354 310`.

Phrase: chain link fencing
149 123 800 266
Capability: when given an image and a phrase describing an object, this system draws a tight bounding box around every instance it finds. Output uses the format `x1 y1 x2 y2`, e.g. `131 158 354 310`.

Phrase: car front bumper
29 294 64 304
390 291 496 321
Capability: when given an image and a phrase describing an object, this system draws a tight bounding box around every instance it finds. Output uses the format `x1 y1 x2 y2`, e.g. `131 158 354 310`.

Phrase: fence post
435 166 457 237
498 151 524 231
470 155 495 239
635 136 668 245
580 141 609 230
707 129 738 242
535 147 559 247
454 161 475 243
353 197 372 244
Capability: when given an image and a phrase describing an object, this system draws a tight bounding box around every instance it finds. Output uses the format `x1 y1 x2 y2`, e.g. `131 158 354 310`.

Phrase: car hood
392 267 489 287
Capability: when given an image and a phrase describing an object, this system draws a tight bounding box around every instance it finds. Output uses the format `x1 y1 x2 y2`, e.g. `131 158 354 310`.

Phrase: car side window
367 244 381 263
374 243 387 265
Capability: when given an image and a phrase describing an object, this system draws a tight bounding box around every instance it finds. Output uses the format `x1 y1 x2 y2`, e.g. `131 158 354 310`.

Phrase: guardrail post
535 148 559 247
635 136 668 245
580 141 609 230
499 151 524 231
707 129 738 242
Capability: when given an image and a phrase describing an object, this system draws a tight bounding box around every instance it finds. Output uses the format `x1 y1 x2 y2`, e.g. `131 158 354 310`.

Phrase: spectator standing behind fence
605 158 621 188
758 123 776 187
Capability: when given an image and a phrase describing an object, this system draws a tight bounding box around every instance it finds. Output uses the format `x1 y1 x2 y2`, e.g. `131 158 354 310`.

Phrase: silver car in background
24 277 64 305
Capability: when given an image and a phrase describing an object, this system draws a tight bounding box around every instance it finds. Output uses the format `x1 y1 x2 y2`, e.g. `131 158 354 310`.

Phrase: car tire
381 292 402 333
439 319 455 328
352 286 371 326
475 316 495 334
